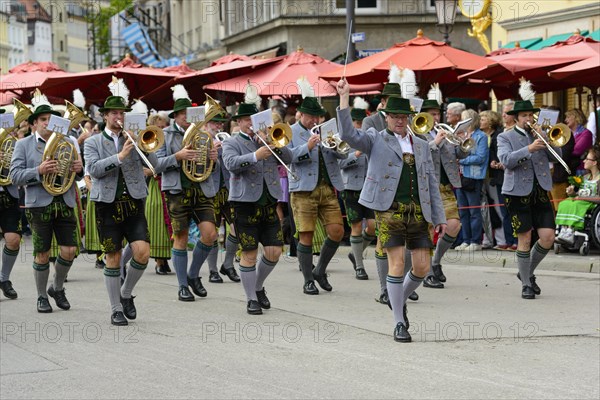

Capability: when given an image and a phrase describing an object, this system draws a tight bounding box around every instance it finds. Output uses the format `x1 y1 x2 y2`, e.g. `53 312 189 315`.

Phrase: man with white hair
446 102 466 127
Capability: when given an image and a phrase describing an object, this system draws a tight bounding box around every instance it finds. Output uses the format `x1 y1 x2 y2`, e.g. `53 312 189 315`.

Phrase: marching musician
84 86 159 326
288 78 347 295
155 85 218 302
336 79 447 343
10 92 83 313
497 99 561 300
204 109 241 284
421 92 469 289
340 99 376 281
0 108 22 301
221 102 293 314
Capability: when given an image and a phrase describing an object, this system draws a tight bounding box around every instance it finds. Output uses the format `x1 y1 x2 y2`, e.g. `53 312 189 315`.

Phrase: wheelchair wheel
591 206 600 249
579 242 589 256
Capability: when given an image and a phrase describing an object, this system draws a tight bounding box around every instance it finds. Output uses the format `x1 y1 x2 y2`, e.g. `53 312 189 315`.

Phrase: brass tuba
63 100 88 131
0 99 33 185
181 94 224 182
42 130 79 196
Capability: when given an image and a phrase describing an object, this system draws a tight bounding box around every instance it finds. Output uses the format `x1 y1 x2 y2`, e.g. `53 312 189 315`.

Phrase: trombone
526 122 572 174
251 123 298 180
116 120 161 176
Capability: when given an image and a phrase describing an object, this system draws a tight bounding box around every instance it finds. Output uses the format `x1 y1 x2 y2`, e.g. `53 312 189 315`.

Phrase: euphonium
42 130 79 196
0 99 33 185
267 123 292 148
63 100 88 131
181 94 225 182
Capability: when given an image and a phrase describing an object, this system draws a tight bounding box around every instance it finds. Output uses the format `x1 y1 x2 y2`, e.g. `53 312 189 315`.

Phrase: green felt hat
231 103 259 120
297 97 326 116
168 97 193 119
207 111 229 123
381 97 415 115
351 108 367 121
507 100 540 115
98 96 132 113
381 83 401 97
421 99 441 110
27 104 60 124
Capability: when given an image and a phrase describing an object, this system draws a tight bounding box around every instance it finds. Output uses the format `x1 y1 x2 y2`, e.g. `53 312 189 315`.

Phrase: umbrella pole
593 86 599 147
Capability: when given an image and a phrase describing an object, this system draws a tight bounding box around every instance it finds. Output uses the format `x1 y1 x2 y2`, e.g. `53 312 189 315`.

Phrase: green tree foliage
86 0 133 65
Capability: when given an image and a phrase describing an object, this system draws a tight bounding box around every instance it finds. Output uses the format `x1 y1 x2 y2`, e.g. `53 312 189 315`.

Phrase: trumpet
526 122 571 174
434 120 475 152
310 122 350 155
116 120 160 176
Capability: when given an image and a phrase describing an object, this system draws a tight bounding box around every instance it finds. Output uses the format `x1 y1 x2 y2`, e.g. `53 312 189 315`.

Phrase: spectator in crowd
446 102 466 127
565 108 593 175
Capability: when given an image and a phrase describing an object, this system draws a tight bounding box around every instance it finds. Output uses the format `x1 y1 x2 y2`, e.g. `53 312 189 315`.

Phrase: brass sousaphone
0 99 33 185
181 94 225 182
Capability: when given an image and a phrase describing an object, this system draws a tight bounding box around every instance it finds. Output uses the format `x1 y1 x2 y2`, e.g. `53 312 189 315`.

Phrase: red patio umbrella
139 57 280 110
459 35 600 99
1 61 71 97
162 61 196 75
548 55 600 88
203 48 380 100
38 55 179 105
210 53 252 66
320 30 493 99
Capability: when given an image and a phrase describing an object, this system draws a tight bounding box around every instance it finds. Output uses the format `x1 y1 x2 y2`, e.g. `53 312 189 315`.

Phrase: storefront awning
503 37 542 49
589 29 600 41
528 30 589 50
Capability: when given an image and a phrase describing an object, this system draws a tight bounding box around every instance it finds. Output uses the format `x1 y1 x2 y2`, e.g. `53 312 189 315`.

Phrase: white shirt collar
394 132 413 154
35 131 47 143
104 127 121 151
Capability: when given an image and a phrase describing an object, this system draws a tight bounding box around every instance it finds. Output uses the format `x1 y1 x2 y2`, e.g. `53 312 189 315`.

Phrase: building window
60 40 63 52
334 0 381 14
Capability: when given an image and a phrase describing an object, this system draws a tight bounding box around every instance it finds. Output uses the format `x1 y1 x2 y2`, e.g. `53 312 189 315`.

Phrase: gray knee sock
375 253 388 294
53 256 72 291
386 275 405 324
104 267 123 313
207 241 219 273
239 265 258 301
223 234 238 269
350 235 365 269
403 250 412 278
403 271 424 302
1 246 19 282
33 262 50 298
432 233 456 266
255 256 277 291
121 258 146 299
171 248 188 287
315 238 340 276
297 243 314 283
120 244 133 268
188 241 212 279
530 241 549 276
362 230 376 253
517 250 531 286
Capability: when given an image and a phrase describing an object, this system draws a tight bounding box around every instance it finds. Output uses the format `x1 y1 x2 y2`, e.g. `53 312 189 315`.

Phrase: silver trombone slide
526 122 570 174
116 120 157 176
251 128 298 180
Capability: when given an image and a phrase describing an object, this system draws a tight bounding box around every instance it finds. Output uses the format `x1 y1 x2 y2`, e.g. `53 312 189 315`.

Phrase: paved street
1 236 599 399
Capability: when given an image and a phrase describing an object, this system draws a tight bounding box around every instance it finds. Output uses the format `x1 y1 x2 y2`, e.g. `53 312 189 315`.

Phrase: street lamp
435 0 458 45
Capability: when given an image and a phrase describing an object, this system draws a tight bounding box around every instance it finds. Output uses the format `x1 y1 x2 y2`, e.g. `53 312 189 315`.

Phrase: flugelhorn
434 120 475 152
0 99 32 185
526 122 571 174
311 122 350 155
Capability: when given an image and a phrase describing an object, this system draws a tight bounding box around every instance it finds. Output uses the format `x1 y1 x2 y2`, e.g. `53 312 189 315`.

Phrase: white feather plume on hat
244 80 262 108
31 88 51 110
296 76 315 99
108 76 130 105
427 83 443 104
388 63 401 84
171 84 190 101
400 68 418 99
130 99 148 115
353 96 369 111
519 77 535 102
73 89 86 109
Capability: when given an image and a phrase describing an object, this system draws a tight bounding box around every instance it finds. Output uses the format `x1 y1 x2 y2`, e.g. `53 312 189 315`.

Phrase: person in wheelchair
555 146 600 244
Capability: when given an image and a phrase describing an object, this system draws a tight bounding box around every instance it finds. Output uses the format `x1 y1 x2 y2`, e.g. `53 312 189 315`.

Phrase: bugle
526 122 571 174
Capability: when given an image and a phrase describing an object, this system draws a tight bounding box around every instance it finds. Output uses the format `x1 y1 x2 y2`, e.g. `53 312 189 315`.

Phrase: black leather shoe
303 281 319 295
408 291 419 301
256 288 271 309
247 300 263 315
209 271 223 283
0 280 18 299
431 264 446 282
423 275 444 289
95 259 106 269
313 272 332 291
378 289 389 305
220 265 241 282
155 264 169 275
111 311 128 326
163 260 172 273
348 253 357 270
187 277 207 297
521 285 535 299
47 286 71 310
178 286 195 302
120 296 137 320
393 322 411 343
518 272 541 295
355 268 369 280
37 296 52 313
